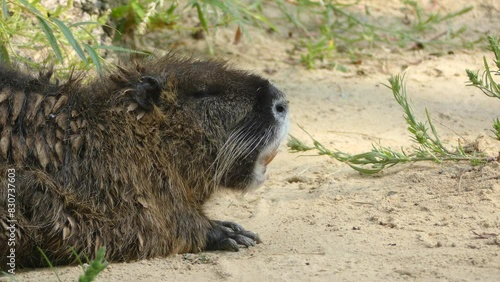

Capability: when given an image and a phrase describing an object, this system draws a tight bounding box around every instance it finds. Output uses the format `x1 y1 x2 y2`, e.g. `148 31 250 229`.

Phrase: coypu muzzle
214 82 289 190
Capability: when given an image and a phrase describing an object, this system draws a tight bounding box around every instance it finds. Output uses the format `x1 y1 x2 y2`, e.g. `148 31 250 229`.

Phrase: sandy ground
6 0 500 281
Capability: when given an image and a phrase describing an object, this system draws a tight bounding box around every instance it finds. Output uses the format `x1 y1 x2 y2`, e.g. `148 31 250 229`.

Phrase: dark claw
216 238 240 252
218 221 244 232
235 235 256 247
206 220 261 252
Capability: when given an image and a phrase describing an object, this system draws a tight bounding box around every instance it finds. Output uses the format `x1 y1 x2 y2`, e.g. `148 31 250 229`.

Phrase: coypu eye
192 90 207 98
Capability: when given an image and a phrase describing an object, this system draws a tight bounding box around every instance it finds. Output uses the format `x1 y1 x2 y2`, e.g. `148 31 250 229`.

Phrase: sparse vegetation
288 74 496 174
282 0 474 68
0 0 480 74
289 36 499 173
288 34 499 174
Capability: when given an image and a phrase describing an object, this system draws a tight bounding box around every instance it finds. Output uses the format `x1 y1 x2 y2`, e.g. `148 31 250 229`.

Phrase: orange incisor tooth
264 151 278 165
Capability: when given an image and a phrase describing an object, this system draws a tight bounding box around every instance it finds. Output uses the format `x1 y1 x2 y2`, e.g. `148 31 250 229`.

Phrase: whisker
208 120 260 187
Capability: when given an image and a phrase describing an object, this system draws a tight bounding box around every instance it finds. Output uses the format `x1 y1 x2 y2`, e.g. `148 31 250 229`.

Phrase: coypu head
111 56 289 191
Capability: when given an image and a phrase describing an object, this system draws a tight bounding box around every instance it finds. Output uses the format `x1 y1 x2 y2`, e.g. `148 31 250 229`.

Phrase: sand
8 0 500 281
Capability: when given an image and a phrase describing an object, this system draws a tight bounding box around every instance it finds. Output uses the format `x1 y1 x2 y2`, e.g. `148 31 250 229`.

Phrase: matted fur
0 55 288 268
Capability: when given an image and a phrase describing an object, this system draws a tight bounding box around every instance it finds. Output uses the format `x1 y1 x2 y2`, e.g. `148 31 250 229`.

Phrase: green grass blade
2 0 8 19
425 108 447 152
274 0 305 30
82 43 102 74
93 45 150 55
0 44 10 65
439 6 473 23
347 163 383 174
18 0 44 17
36 16 64 63
193 2 209 34
37 247 62 282
50 17 88 64
0 271 17 281
69 246 85 267
483 57 500 96
69 21 100 28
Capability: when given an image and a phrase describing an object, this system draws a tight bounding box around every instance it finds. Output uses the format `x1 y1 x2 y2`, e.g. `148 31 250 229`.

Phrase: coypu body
0 55 289 268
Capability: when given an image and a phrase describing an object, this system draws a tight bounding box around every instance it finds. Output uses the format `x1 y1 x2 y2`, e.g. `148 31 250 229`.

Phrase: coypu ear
134 76 161 111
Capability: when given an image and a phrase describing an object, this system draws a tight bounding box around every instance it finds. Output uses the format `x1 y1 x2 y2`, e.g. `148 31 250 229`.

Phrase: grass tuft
27 246 108 282
78 247 109 282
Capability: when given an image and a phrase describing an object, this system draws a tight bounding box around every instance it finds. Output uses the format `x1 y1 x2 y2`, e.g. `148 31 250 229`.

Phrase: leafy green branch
466 36 500 99
288 75 494 174
466 35 500 139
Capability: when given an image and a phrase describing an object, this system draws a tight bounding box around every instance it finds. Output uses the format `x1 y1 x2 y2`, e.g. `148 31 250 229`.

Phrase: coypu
0 55 289 269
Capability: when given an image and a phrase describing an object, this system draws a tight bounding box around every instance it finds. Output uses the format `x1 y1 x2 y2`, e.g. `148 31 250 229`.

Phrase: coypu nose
275 103 286 113
258 82 289 120
272 99 288 119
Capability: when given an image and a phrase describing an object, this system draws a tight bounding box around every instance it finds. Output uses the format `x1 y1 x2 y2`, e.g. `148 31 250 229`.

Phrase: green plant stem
288 135 485 174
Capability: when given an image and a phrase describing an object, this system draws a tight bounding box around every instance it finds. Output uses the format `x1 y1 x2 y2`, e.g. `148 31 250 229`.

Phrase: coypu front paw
206 220 262 252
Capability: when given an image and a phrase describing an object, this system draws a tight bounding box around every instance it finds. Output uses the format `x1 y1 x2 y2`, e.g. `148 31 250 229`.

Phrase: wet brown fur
0 55 285 267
